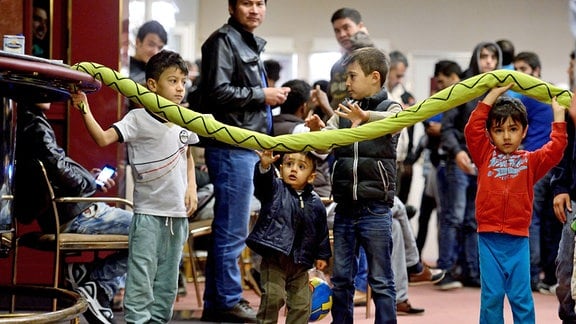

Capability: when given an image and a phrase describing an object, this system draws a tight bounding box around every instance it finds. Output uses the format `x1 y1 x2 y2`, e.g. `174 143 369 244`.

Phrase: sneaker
462 277 482 288
434 273 463 291
409 265 445 286
224 299 257 323
396 300 424 315
201 299 257 323
66 263 89 290
550 283 559 295
200 308 218 322
353 290 367 306
76 281 114 324
537 281 558 295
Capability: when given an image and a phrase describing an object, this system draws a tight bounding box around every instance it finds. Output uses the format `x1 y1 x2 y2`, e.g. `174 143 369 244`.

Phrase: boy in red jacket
464 84 567 324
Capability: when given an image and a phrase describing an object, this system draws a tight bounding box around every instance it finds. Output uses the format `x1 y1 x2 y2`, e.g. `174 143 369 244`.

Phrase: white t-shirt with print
114 109 199 217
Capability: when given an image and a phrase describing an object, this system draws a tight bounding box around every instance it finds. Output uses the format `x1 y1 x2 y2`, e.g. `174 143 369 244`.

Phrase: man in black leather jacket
15 102 132 324
198 1 290 323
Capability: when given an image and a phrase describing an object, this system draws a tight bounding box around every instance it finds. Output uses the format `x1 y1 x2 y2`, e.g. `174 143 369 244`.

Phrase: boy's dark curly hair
145 50 188 81
486 97 528 130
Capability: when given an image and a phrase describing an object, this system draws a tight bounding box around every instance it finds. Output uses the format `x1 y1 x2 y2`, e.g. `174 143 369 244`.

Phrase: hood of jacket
462 41 503 79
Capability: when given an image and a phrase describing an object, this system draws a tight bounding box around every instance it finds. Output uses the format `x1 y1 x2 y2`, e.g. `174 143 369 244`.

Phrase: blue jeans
437 160 479 281
355 197 418 304
63 202 132 301
354 247 368 293
529 176 543 286
203 146 258 310
331 201 396 324
354 220 409 303
556 203 576 322
530 172 554 286
532 171 562 286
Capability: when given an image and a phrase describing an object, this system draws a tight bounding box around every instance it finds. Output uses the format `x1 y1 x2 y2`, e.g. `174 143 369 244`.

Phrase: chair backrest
14 159 104 234
32 160 133 233
36 160 63 232
13 159 52 227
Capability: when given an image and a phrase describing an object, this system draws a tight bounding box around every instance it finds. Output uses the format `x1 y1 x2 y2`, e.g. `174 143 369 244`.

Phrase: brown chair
240 211 262 297
11 160 132 310
187 218 212 307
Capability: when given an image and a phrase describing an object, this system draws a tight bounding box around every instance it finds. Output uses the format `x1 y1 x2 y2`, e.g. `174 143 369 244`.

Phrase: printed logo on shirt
179 130 189 144
487 153 527 180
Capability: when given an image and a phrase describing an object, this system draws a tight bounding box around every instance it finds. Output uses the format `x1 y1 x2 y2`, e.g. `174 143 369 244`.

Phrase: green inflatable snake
72 62 572 152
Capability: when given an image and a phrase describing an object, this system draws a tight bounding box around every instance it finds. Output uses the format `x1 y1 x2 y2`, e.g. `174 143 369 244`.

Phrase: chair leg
366 285 371 319
187 235 203 307
10 241 18 313
240 247 261 296
242 212 262 296
52 247 61 311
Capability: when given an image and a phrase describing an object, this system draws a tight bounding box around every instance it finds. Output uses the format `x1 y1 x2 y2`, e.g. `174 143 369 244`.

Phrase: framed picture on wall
31 0 51 58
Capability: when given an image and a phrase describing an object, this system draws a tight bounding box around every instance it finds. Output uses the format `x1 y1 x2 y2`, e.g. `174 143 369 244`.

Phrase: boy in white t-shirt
71 50 198 323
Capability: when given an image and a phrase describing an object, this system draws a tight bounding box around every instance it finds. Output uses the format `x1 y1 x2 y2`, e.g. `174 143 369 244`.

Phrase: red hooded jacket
465 102 567 237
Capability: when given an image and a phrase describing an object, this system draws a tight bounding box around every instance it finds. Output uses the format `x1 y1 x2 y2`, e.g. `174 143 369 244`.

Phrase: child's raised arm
335 101 368 128
481 83 515 106
305 114 325 131
255 150 280 170
70 90 120 147
551 97 566 123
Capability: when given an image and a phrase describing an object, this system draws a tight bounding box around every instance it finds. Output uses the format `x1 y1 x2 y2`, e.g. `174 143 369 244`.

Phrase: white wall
189 0 573 98
171 0 573 262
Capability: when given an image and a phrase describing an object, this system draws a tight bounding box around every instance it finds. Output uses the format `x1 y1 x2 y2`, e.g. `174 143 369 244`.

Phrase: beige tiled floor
168 280 560 324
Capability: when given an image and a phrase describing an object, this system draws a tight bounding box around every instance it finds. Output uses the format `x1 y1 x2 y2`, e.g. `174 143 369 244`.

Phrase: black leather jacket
198 18 269 146
551 115 576 198
246 164 332 268
15 105 96 230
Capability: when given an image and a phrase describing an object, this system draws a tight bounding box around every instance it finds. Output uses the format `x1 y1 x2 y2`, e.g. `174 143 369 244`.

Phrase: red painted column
67 0 125 197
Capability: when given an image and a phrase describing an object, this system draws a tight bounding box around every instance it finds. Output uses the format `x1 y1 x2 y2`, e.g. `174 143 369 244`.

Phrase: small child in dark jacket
246 150 331 324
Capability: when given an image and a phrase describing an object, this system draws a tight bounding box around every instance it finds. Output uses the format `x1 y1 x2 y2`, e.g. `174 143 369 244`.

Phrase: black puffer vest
331 90 398 206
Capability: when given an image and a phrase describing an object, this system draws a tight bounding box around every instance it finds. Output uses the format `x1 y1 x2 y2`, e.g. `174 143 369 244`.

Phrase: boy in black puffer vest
307 46 402 322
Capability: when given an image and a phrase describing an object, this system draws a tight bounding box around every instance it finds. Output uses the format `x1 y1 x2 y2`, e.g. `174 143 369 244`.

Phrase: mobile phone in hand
95 164 116 187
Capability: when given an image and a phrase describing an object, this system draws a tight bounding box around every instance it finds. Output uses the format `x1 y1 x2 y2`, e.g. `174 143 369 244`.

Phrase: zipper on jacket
501 154 510 233
330 160 337 190
377 160 389 192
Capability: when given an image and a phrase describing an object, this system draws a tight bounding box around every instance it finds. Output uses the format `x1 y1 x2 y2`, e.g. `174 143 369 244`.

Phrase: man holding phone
14 102 132 324
95 165 116 188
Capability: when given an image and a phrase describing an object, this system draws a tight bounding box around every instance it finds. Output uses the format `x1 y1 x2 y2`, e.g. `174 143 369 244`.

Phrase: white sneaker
76 281 114 324
66 263 88 290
